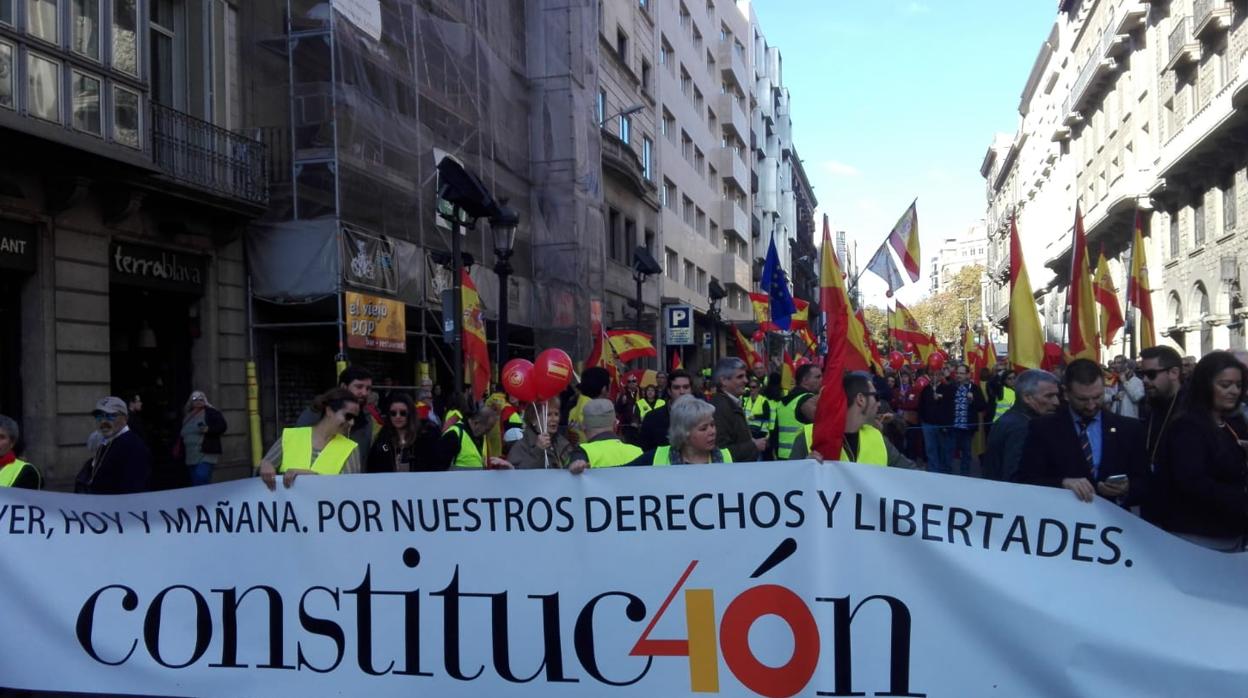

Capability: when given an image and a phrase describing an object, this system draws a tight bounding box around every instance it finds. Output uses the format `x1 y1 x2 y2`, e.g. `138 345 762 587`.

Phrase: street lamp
630 246 663 330
490 199 520 371
708 279 727 360
600 103 645 127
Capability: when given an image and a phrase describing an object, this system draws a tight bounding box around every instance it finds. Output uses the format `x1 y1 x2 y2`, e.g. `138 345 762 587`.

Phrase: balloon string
541 401 550 469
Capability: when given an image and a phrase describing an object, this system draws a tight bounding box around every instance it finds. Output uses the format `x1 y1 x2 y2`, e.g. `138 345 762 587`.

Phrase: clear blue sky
752 0 1057 304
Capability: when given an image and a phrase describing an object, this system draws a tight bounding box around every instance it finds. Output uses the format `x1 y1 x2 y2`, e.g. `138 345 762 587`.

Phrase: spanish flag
780 350 796 392
1067 206 1099 362
791 298 810 330
1007 215 1044 370
886 200 922 283
853 308 883 373
732 324 762 368
461 270 491 400
890 301 936 362
670 350 684 372
1127 210 1156 350
1094 250 1124 349
749 292 778 332
811 214 848 459
606 330 657 362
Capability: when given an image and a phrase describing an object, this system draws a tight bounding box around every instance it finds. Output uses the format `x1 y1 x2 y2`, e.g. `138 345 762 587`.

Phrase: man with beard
1138 345 1184 523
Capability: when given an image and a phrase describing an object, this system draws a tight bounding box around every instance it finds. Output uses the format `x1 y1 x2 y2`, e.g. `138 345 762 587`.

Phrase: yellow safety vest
775 391 811 460
993 386 1016 422
652 446 733 465
839 424 888 467
637 399 665 421
279 428 358 475
750 396 777 436
442 409 464 434
0 459 37 488
580 438 643 468
447 424 485 468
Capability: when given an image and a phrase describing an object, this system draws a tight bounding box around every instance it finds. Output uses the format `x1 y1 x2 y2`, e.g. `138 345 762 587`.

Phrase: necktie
1077 418 1096 478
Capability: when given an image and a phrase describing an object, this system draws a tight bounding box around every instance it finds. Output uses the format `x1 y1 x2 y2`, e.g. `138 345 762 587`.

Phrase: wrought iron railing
1169 17 1193 66
151 102 268 206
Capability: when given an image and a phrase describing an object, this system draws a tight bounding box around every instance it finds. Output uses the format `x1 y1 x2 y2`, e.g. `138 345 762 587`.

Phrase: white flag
866 242 904 295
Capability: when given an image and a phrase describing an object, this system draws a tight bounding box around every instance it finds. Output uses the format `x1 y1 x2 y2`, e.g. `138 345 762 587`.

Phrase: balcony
1067 10 1126 116
151 103 268 208
717 39 748 95
721 251 751 290
1194 0 1233 40
718 92 750 140
720 199 749 236
600 129 653 198
719 146 749 190
1167 17 1200 71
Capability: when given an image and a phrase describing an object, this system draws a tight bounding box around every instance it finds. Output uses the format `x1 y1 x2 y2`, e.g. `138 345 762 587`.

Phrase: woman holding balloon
497 348 577 468
504 399 575 468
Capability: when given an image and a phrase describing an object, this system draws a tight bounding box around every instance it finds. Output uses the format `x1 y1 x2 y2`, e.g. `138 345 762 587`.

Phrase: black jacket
368 423 439 473
710 392 758 463
981 402 1036 482
639 405 672 451
1155 413 1248 539
77 430 151 494
199 407 228 455
935 381 986 430
1015 409 1149 506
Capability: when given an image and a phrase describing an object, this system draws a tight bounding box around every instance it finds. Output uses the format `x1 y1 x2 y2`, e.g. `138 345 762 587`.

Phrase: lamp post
708 279 727 361
630 246 663 330
600 103 646 127
490 200 519 371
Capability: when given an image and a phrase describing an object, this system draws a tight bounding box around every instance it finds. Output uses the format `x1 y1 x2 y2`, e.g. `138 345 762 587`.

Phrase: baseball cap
94 396 128 416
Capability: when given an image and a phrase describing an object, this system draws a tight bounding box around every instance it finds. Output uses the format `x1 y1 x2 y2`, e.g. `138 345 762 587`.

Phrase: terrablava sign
110 241 207 294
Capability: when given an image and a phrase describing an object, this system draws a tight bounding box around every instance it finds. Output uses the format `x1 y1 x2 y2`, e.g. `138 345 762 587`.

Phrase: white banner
0 462 1244 696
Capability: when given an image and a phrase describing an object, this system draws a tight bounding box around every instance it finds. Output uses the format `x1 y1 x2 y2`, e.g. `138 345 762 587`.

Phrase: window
0 42 12 109
682 195 694 226
71 70 101 134
706 49 714 73
681 130 692 160
720 24 729 42
27 52 60 122
663 178 676 208
697 268 707 295
711 222 720 249
645 230 655 255
660 38 673 73
684 260 696 290
639 0 648 11
618 114 631 144
608 208 621 263
1194 196 1206 247
661 108 674 141
692 25 702 50
679 2 690 30
1169 212 1180 258
694 87 703 111
150 0 182 108
596 89 606 124
694 147 704 176
615 27 628 62
680 66 692 97
666 249 680 281
624 219 637 261
640 59 651 93
113 84 140 147
72 0 101 59
708 164 718 194
28 0 57 44
0 0 10 24
1225 172 1237 233
642 136 653 180
696 207 706 235
113 0 137 76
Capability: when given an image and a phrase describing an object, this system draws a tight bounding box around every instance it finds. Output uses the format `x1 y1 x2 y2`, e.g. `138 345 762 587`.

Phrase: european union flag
761 233 795 331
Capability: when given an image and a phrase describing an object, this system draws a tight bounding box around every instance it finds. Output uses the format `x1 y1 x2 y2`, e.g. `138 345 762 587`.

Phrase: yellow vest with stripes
279 428 357 475
775 391 810 460
839 424 888 467
750 396 777 435
447 424 485 468
580 438 643 468
652 446 733 466
993 386 1016 422
0 459 37 488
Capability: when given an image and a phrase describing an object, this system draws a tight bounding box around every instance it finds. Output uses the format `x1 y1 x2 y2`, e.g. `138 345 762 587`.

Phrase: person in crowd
258 388 362 489
415 376 441 427
918 366 950 472
982 370 1060 482
441 392 470 433
640 369 693 450
937 363 986 476
749 372 784 455
1139 345 1184 475
616 373 642 444
1155 351 1248 551
296 366 375 455
710 357 767 462
569 367 612 443
77 396 152 494
174 390 227 487
1182 355 1197 383
630 395 732 465
655 371 668 396
368 393 438 473
499 393 525 436
0 415 39 489
898 368 926 460
1106 355 1145 419
775 363 823 460
507 399 575 469
1016 359 1148 505
434 406 502 470
636 384 664 424
751 359 768 382
795 372 917 468
742 375 759 417
568 399 643 472
992 370 1017 422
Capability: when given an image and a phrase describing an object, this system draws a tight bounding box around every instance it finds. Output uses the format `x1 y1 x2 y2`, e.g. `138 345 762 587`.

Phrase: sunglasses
1139 368 1176 380
92 411 122 421
389 409 409 417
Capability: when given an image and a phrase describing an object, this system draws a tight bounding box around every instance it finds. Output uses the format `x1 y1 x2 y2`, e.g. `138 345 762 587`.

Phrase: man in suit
1016 358 1148 505
709 357 767 462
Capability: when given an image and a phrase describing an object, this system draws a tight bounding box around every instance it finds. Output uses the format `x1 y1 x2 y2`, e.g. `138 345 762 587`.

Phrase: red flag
812 214 848 459
461 270 491 400
1067 206 1099 361
731 324 762 367
670 350 684 372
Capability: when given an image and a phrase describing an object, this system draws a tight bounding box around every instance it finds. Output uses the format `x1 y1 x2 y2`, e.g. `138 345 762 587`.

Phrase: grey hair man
568 399 642 473
709 357 766 462
981 369 1060 482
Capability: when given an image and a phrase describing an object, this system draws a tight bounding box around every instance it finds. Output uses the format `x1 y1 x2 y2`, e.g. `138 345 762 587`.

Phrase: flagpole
1121 244 1131 361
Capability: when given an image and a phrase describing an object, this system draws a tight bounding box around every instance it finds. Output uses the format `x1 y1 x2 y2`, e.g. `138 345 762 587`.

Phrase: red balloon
927 352 946 372
533 348 575 400
752 329 766 342
903 342 915 354
888 351 906 371
501 359 537 403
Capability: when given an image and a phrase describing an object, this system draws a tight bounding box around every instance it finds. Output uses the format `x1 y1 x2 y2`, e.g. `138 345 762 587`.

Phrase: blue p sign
671 308 688 326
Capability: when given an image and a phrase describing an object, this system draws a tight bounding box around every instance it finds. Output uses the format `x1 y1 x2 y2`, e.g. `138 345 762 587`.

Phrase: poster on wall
345 291 405 352
341 225 398 295
330 0 382 41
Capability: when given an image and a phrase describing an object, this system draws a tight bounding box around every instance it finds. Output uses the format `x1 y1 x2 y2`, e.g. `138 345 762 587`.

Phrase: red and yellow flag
606 330 657 362
853 308 883 373
981 332 997 373
461 270 491 401
1067 206 1099 362
791 299 810 330
1007 215 1044 370
748 292 778 332
890 301 936 362
1094 251 1124 349
670 350 684 372
1127 210 1156 350
732 324 763 368
780 350 796 392
812 214 849 460
585 329 620 392
962 325 980 371
797 326 818 356
886 200 922 282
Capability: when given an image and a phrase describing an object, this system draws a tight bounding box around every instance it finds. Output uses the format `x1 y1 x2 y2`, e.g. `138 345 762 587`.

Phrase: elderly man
709 357 767 462
981 370 1060 482
76 396 151 494
568 399 642 472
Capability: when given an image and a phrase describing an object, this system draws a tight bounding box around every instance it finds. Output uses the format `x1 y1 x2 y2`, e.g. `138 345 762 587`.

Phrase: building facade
931 223 989 296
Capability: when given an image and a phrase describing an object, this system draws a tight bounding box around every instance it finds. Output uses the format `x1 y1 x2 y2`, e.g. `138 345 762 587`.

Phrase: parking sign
665 305 694 346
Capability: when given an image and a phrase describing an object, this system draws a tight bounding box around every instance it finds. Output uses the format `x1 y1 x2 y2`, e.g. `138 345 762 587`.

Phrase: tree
910 265 984 349
861 305 890 349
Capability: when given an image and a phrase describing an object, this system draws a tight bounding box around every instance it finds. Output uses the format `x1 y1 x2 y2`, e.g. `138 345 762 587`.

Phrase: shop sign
341 225 398 295
0 222 36 273
345 291 405 353
110 242 207 294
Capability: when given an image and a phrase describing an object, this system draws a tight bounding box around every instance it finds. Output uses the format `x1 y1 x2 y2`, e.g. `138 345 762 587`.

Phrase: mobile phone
1104 474 1128 484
